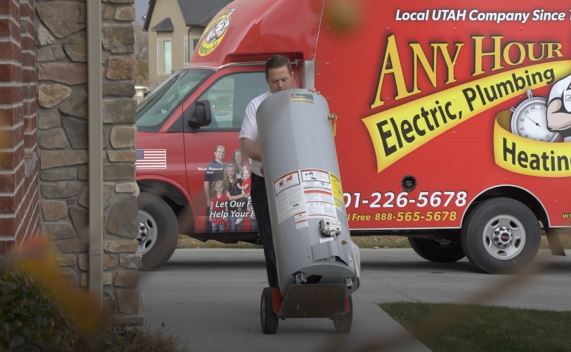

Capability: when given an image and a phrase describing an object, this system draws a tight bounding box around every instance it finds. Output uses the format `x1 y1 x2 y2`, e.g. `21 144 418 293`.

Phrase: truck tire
461 198 540 274
137 192 180 271
408 237 465 263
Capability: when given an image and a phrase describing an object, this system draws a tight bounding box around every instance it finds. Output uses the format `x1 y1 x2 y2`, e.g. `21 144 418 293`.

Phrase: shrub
0 265 79 351
0 263 188 352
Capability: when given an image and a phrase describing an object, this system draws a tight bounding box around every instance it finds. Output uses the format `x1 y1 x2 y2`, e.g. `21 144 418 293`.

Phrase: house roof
178 0 233 27
144 0 233 31
151 17 174 32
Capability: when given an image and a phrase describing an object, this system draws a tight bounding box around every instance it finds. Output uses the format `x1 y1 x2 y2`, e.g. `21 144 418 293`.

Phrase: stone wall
36 0 142 324
0 0 40 251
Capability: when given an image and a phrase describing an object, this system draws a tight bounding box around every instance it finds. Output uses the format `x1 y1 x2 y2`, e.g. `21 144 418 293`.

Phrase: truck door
182 67 268 234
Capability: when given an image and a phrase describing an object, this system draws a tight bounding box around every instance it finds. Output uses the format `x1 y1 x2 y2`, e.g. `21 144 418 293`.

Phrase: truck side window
136 69 212 132
197 72 267 131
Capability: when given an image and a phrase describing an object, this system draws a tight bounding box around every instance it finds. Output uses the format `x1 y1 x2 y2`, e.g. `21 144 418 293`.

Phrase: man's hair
265 55 291 79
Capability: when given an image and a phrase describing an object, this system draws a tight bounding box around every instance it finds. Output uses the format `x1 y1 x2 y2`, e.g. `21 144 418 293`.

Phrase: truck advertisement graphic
364 36 570 176
136 0 571 272
350 32 571 225
201 145 256 233
311 2 571 232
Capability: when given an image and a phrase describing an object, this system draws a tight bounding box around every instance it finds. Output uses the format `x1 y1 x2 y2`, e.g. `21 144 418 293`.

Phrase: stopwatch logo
510 73 571 143
510 90 560 142
198 8 235 57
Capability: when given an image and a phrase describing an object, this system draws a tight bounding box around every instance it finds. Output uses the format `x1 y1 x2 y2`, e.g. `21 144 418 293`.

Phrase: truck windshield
136 69 212 131
136 71 181 114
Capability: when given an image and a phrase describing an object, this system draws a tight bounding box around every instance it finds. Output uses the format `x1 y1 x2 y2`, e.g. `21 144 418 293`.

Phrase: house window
163 40 172 73
158 39 172 74
184 37 190 64
184 37 201 64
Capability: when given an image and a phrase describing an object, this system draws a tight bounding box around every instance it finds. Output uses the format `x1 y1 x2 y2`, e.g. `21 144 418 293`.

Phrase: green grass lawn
381 302 571 352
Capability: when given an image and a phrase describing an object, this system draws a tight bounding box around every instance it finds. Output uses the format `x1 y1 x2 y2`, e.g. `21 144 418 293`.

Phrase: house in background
144 0 232 88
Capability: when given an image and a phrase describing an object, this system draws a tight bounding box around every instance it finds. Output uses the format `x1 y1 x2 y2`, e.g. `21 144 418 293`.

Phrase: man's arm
240 137 261 161
547 99 571 131
239 98 261 160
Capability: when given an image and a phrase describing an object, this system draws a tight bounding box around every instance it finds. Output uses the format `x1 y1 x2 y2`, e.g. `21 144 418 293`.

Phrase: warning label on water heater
273 169 339 228
273 171 306 225
300 169 337 219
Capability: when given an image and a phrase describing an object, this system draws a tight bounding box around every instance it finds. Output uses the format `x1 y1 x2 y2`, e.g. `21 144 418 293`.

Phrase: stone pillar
36 0 141 324
0 0 40 252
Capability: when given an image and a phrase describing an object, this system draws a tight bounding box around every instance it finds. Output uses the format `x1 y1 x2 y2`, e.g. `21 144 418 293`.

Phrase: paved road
140 249 571 352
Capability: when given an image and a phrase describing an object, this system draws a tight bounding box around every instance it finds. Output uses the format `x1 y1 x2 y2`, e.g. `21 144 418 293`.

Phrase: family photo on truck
203 145 256 233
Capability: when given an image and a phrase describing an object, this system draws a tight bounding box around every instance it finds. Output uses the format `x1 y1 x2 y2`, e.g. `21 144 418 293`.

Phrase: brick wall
0 0 40 251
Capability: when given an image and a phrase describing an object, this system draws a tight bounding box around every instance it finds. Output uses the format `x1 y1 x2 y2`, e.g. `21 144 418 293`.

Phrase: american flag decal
136 149 167 169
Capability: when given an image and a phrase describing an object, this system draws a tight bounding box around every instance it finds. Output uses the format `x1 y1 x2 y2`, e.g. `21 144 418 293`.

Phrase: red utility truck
136 0 571 272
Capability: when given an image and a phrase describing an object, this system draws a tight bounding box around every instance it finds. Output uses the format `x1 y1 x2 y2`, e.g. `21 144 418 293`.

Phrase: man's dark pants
251 173 279 288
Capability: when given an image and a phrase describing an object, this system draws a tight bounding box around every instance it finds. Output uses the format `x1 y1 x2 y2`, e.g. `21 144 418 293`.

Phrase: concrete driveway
140 248 571 352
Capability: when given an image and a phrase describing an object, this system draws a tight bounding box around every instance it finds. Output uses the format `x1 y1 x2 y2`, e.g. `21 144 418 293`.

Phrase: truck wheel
333 295 352 334
461 198 540 274
260 287 279 334
409 237 465 263
137 192 179 271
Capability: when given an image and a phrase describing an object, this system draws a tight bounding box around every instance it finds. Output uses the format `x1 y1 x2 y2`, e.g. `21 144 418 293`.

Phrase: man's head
214 145 225 162
265 55 293 93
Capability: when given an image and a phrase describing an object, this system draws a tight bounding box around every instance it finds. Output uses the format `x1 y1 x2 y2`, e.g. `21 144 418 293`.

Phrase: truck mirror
186 100 212 128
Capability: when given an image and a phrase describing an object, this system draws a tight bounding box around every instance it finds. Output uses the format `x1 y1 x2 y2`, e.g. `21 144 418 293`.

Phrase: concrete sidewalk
140 248 570 351
140 249 431 352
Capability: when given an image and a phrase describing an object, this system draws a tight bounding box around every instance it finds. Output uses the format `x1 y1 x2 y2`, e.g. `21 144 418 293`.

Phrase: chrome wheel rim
137 210 157 255
482 215 526 260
